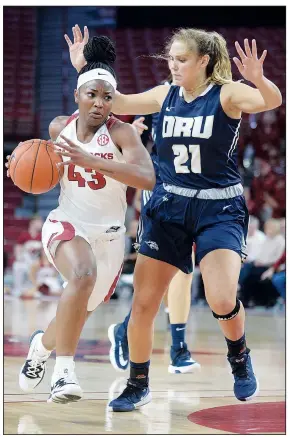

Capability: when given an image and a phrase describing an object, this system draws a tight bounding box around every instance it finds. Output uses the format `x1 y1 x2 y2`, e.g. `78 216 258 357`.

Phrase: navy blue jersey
155 84 242 189
151 112 159 142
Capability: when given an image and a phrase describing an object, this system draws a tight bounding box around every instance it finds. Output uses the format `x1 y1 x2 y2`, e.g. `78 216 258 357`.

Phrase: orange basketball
9 139 64 194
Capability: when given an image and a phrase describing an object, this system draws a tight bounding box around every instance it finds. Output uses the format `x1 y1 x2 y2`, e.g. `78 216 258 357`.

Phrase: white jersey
55 115 127 233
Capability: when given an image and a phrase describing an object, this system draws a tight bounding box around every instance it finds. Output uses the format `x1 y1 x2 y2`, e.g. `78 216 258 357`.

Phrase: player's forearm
112 91 129 115
253 76 282 110
91 157 156 190
75 61 87 73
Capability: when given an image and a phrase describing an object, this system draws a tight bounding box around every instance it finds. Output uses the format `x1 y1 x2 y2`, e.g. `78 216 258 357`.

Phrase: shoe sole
19 330 45 392
236 377 260 402
108 324 128 372
168 362 201 374
47 386 83 404
47 394 82 404
108 391 152 412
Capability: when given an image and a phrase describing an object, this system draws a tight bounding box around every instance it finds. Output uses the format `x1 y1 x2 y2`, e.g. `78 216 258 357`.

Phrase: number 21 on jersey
172 144 201 174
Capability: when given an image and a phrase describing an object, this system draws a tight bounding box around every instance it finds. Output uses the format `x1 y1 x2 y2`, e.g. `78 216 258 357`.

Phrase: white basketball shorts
42 208 125 311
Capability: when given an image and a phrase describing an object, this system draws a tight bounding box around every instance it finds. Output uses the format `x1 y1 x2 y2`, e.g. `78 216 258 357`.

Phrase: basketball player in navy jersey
66 27 282 411
107 73 200 375
108 104 200 375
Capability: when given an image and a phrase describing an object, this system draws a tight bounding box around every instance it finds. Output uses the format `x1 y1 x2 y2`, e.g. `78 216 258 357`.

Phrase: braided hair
78 36 117 80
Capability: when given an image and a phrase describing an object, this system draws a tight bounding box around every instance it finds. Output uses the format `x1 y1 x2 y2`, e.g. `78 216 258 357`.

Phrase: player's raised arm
64 25 170 116
224 39 282 114
65 24 89 72
112 85 169 116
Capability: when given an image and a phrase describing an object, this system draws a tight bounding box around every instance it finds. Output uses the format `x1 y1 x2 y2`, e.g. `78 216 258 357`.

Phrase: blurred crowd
4 106 286 311
238 216 285 308
4 216 62 299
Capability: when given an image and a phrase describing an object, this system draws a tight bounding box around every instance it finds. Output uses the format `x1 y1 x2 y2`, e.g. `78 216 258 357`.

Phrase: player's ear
74 89 79 104
200 54 210 69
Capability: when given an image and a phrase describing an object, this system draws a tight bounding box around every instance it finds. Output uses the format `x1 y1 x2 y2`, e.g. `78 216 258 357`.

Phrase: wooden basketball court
4 296 285 434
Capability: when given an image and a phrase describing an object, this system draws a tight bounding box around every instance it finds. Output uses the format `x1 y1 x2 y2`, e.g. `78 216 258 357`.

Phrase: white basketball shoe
47 365 83 404
19 330 51 392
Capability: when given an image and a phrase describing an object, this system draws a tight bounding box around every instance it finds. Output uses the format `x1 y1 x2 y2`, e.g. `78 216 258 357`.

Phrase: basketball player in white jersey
14 36 155 404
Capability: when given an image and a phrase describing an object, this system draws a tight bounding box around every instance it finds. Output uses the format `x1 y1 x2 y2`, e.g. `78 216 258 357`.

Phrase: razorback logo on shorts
97 134 109 146
106 226 121 233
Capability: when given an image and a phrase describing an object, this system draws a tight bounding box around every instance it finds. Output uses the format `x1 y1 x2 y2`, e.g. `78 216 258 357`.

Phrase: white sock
36 335 52 356
54 356 75 376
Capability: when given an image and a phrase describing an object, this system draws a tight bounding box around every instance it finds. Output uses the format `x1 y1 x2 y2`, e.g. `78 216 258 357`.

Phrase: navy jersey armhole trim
160 85 179 112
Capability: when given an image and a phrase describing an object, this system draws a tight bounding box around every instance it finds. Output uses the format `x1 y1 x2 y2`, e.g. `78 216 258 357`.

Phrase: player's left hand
233 39 267 85
132 117 148 136
53 135 95 168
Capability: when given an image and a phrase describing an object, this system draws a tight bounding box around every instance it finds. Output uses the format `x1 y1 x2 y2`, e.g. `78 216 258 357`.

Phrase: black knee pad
212 298 241 321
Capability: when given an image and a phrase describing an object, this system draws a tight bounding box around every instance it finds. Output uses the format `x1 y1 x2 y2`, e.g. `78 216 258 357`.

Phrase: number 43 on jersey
68 164 106 190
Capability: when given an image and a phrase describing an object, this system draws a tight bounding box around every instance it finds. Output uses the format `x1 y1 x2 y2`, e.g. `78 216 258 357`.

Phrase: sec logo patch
97 134 109 146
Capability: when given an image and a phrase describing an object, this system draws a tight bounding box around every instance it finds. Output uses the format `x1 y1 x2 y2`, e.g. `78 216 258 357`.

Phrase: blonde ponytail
209 32 232 85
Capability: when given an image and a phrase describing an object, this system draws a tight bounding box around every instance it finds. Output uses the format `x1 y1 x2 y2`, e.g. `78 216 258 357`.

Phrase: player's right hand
132 117 148 136
64 24 89 73
5 155 11 178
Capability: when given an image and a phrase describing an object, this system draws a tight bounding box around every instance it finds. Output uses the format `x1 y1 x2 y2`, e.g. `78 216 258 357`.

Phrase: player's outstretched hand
132 117 148 136
5 155 11 177
233 39 267 85
53 135 94 168
64 24 89 72
5 142 22 177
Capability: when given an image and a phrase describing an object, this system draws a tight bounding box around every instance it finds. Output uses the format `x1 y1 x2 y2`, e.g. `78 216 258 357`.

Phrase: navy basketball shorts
138 184 249 274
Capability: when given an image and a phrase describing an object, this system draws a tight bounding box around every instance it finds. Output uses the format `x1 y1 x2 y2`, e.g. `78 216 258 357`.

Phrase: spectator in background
279 217 285 238
260 218 286 308
248 159 276 222
245 216 266 263
12 215 43 296
22 249 62 299
263 175 286 219
261 250 286 305
239 218 285 307
248 158 286 222
239 215 266 285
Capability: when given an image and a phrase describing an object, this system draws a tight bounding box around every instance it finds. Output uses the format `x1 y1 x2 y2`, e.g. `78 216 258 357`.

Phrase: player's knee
70 263 97 294
211 298 241 321
132 298 159 321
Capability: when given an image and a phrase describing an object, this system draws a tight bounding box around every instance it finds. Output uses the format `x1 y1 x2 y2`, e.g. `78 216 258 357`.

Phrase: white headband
77 68 117 90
